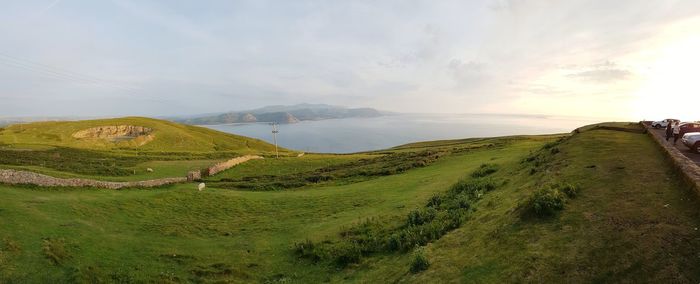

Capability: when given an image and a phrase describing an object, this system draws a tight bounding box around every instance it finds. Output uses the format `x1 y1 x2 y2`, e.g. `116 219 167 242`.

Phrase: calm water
204 114 601 153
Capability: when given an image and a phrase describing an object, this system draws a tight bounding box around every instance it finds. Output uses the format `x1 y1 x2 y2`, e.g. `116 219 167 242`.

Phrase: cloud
566 61 633 83
2 1 700 118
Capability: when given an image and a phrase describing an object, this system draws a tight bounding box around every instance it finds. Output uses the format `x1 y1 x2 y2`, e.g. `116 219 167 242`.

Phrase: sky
1 0 700 121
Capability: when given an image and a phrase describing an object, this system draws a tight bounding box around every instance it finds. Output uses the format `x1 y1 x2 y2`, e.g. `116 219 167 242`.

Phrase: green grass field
1 121 699 283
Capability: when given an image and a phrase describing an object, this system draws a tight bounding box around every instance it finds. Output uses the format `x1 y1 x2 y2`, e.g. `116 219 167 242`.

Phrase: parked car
679 122 700 137
681 132 700 153
651 118 679 128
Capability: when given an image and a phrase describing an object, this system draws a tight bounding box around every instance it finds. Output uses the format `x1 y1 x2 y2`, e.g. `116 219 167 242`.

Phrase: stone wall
187 170 201 181
0 154 262 189
206 155 263 176
0 169 186 189
643 122 700 193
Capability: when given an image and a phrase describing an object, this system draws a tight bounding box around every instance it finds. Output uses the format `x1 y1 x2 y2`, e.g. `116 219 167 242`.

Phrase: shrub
557 183 579 198
541 141 559 150
426 194 442 207
407 208 437 226
293 239 318 261
332 242 362 267
410 247 430 273
471 163 499 178
529 187 565 217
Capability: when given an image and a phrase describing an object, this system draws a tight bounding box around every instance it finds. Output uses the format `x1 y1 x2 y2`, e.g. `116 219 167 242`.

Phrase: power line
0 52 141 92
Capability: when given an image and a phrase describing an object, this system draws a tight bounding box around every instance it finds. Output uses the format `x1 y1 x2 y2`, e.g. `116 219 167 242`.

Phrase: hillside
0 122 699 282
0 117 280 153
175 103 383 125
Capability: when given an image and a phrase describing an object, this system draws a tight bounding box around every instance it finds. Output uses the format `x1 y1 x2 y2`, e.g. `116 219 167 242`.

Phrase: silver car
681 132 700 153
652 118 679 128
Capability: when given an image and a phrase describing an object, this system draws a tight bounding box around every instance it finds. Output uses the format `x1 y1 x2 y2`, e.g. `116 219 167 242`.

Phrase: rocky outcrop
0 169 185 189
73 125 153 140
241 113 257 122
206 155 263 176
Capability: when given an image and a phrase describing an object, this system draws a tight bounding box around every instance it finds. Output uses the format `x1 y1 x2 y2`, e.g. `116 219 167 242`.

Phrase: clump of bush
526 183 580 217
557 183 579 198
471 163 499 178
410 247 430 273
529 187 565 217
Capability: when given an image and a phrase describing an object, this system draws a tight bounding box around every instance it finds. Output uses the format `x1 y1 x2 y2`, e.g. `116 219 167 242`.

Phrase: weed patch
42 238 69 265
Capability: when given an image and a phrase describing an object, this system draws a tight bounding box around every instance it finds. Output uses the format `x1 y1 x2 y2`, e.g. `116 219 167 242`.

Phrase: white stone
198 183 206 191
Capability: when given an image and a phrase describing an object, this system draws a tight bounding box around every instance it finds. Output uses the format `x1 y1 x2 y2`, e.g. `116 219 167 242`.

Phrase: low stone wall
642 123 700 193
0 169 186 189
206 155 263 176
0 154 262 189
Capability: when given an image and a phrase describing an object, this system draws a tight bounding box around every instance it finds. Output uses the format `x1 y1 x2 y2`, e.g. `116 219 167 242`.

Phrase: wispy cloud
566 62 633 83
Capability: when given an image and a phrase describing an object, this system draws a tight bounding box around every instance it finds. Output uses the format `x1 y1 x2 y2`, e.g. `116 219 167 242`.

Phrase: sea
203 113 604 153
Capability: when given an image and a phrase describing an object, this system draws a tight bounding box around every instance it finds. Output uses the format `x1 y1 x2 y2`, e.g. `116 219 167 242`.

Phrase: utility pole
270 122 279 158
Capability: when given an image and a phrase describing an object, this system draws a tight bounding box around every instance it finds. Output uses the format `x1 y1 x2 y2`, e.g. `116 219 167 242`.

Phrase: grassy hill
0 122 699 282
0 117 280 153
0 117 291 181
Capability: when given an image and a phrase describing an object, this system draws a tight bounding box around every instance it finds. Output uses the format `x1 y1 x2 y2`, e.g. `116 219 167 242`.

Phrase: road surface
651 128 700 165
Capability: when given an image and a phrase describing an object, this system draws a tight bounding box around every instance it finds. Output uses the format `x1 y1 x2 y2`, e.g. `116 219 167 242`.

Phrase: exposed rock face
72 125 154 145
241 113 257 122
73 125 152 139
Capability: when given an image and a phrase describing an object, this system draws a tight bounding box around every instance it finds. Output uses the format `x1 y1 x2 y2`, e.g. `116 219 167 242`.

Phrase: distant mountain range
173 104 384 125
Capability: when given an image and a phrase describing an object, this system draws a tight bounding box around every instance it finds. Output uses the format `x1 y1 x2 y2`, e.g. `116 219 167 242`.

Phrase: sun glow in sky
1 1 700 120
632 18 700 122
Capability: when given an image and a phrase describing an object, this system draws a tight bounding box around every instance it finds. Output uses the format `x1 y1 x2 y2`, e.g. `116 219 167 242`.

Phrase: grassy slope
0 136 552 283
1 124 699 282
0 117 280 153
344 123 700 283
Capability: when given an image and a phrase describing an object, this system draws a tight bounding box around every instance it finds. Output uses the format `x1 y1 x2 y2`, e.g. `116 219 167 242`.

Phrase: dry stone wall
0 169 186 189
0 154 262 189
206 155 263 176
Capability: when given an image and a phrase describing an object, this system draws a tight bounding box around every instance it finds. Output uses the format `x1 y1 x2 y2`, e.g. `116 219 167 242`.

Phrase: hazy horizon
3 1 700 121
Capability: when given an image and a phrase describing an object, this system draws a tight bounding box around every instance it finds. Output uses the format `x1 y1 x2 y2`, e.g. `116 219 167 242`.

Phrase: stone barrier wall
0 169 186 189
642 122 700 193
206 155 263 176
0 154 262 189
